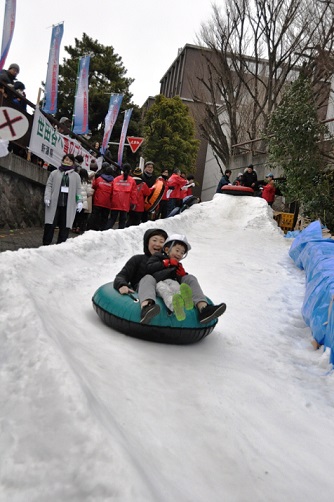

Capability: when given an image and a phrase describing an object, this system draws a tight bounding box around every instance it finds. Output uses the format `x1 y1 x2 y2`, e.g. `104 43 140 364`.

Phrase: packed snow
1 195 334 502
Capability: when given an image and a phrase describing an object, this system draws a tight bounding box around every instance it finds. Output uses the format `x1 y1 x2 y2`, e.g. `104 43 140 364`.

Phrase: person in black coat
0 63 20 88
141 161 157 188
114 228 168 323
242 164 258 189
141 161 157 223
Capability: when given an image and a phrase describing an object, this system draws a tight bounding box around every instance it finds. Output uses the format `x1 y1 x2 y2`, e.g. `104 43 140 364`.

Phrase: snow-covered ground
1 195 334 502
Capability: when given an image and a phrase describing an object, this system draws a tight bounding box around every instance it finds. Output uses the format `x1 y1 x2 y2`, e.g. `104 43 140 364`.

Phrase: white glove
44 199 50 207
182 182 195 190
76 202 83 212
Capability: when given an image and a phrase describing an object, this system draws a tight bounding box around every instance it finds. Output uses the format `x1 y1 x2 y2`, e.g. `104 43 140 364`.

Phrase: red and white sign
127 136 144 153
0 106 29 140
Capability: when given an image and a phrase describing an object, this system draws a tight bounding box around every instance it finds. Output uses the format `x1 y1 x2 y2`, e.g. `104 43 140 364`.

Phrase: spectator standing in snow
181 174 196 198
43 154 82 245
242 164 258 190
261 173 276 207
87 166 114 230
167 168 187 215
126 167 152 227
156 168 169 219
72 169 94 234
105 163 137 230
142 161 157 188
74 155 84 173
141 161 157 223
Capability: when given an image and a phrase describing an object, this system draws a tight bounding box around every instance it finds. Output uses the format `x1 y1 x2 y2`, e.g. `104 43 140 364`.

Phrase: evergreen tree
268 75 334 230
56 33 141 164
142 95 200 172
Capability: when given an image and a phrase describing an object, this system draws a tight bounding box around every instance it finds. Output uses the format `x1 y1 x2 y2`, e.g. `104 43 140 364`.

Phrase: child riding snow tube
92 282 218 345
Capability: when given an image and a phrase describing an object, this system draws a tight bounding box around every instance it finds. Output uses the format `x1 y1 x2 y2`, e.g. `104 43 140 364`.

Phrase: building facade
159 44 224 200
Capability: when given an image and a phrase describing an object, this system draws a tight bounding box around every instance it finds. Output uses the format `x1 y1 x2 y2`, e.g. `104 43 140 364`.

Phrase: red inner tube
221 185 254 195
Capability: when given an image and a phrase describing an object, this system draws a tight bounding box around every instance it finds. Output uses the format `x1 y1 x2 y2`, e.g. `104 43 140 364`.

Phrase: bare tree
195 0 334 167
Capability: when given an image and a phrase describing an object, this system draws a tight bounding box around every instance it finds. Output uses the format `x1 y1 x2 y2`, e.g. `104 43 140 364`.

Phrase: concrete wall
0 153 48 229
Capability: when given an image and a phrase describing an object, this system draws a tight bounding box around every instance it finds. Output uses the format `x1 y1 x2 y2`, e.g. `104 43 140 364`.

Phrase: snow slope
1 195 334 502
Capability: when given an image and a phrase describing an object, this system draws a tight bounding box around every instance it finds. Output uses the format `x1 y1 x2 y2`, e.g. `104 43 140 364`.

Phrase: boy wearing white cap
147 233 226 323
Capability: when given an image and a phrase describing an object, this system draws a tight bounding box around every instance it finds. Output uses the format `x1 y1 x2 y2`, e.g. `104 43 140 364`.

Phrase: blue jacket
216 175 230 193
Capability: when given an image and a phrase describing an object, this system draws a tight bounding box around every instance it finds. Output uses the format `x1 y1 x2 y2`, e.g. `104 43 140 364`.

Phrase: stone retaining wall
0 153 48 229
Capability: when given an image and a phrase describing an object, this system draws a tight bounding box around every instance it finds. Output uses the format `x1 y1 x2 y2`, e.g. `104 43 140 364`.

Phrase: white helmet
164 234 191 257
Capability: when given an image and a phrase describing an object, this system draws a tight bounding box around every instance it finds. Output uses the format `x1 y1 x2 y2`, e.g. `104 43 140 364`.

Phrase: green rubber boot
180 283 194 310
172 294 186 321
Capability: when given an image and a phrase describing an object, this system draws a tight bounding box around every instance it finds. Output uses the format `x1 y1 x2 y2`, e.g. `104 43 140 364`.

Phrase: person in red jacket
167 168 187 215
87 166 114 230
181 174 196 199
261 173 276 207
126 167 152 227
105 164 137 229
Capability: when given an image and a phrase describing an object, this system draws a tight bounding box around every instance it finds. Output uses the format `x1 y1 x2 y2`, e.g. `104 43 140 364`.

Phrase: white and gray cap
164 233 191 256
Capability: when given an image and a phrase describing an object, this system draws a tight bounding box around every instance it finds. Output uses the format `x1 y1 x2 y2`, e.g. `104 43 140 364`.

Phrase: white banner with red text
29 107 95 170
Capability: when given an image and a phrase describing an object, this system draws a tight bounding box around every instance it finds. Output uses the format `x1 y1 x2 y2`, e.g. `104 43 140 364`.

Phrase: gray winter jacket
44 169 82 227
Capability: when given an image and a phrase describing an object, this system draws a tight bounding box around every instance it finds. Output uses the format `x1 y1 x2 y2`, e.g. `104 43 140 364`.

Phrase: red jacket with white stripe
167 173 187 199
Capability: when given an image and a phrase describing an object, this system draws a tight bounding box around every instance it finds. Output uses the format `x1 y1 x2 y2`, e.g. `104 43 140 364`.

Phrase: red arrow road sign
0 106 29 140
127 136 144 153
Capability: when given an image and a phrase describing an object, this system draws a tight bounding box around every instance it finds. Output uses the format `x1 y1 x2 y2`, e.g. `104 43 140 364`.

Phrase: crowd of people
42 157 198 245
215 164 276 206
1 62 273 250
0 63 199 244
40 150 276 248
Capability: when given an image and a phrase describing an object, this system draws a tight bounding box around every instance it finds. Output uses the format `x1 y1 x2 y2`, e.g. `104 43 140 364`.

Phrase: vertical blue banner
0 0 16 71
117 109 133 166
73 55 90 134
100 93 123 155
43 23 64 114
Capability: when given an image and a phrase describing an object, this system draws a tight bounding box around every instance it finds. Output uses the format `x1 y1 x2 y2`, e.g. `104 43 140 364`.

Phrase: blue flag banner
0 0 16 71
100 93 123 155
43 23 64 114
117 108 133 166
73 55 90 134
